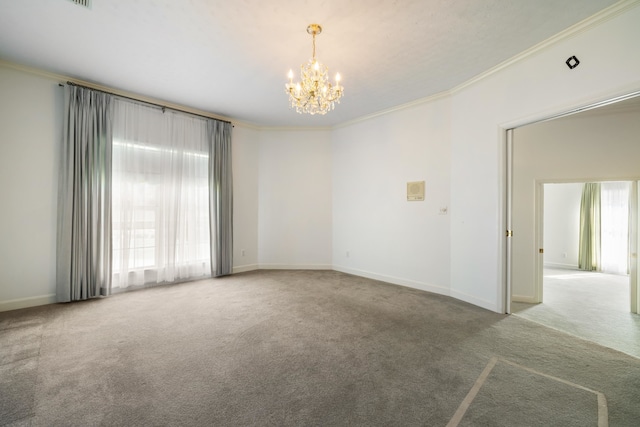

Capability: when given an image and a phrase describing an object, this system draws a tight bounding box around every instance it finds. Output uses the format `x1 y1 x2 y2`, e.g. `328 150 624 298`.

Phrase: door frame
504 129 513 314
535 182 544 304
631 181 639 313
503 90 640 315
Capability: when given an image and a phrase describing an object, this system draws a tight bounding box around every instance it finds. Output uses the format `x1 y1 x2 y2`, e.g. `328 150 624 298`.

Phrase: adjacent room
510 95 640 359
513 181 640 357
1 1 639 425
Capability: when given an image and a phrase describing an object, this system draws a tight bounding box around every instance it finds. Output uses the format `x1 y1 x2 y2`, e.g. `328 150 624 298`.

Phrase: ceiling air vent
68 0 92 9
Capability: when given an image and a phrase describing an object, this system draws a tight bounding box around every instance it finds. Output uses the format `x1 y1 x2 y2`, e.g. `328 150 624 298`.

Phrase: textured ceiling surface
0 0 623 127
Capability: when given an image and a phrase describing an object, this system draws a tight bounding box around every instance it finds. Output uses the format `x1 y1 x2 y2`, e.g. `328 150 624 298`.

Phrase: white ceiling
0 0 622 127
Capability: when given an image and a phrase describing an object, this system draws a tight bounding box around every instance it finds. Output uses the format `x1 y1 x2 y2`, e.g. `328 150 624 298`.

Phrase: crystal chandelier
285 24 344 115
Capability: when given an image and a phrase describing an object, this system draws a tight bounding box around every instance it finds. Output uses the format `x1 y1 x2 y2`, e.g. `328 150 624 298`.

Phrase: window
111 100 211 289
600 181 630 275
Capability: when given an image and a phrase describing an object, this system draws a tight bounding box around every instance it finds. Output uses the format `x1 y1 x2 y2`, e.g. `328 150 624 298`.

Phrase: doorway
512 181 639 357
506 94 640 358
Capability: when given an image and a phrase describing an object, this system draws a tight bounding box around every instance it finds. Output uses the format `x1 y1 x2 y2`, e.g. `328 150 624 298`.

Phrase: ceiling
0 0 623 128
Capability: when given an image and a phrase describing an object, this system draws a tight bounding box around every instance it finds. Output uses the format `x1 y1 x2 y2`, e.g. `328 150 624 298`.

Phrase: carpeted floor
512 268 640 359
1 270 639 426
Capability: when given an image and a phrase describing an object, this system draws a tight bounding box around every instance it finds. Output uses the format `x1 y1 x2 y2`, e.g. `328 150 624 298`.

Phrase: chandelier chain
312 33 316 59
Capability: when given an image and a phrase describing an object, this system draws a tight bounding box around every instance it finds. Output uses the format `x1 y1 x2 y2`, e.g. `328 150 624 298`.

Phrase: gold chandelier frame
285 24 344 115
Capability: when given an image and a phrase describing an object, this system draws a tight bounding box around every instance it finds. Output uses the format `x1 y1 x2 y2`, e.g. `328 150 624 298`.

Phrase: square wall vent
407 181 425 201
68 0 92 9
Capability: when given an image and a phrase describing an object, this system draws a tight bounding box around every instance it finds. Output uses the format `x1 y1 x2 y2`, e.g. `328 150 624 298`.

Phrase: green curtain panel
578 182 601 271
56 85 113 302
208 120 233 277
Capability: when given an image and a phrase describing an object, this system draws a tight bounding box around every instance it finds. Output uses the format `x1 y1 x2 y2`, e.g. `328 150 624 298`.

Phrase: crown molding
0 59 241 126
333 1 640 130
232 121 263 131
258 126 333 132
0 58 63 82
332 90 451 130
450 0 640 96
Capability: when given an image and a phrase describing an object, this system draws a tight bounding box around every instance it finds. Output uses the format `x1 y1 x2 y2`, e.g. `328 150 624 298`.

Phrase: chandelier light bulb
285 24 344 115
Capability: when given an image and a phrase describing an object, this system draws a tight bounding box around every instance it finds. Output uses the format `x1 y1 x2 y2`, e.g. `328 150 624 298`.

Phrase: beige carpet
513 268 640 359
1 270 639 426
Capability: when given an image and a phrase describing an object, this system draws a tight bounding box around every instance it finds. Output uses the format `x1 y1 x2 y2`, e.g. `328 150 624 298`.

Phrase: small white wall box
407 181 425 201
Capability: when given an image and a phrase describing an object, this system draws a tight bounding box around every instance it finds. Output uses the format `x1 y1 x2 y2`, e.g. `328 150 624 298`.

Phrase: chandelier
285 24 344 115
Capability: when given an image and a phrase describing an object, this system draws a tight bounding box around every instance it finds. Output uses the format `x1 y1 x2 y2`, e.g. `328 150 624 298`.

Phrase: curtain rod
61 81 233 126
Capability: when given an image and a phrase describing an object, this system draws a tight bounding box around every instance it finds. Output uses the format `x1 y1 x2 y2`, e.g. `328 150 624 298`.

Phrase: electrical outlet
346 250 350 258
241 249 246 257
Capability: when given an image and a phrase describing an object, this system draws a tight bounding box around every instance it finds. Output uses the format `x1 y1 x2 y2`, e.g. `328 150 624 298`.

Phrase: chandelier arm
287 85 303 101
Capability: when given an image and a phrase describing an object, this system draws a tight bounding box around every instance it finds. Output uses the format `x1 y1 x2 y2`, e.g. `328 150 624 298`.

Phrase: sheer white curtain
112 100 211 289
600 181 630 275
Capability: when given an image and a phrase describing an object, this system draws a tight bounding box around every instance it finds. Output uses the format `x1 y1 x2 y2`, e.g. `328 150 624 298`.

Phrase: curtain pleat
56 86 113 302
578 182 601 271
208 121 233 276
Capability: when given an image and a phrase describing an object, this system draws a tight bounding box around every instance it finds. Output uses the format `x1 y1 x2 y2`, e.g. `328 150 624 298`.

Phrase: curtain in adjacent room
111 100 213 288
56 85 113 302
578 182 601 271
600 181 630 275
208 120 233 277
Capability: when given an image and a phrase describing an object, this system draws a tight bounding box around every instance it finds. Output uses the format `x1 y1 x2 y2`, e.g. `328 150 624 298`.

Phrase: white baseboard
512 295 538 304
334 265 499 313
332 265 450 297
0 267 497 315
449 289 498 312
0 294 56 312
232 264 259 274
544 262 578 270
258 264 333 270
233 264 333 273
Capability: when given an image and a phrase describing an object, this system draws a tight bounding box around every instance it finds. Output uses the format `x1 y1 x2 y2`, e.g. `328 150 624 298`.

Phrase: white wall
543 183 582 269
512 107 640 301
258 129 332 268
332 97 451 294
0 66 62 310
450 3 640 311
232 124 260 272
